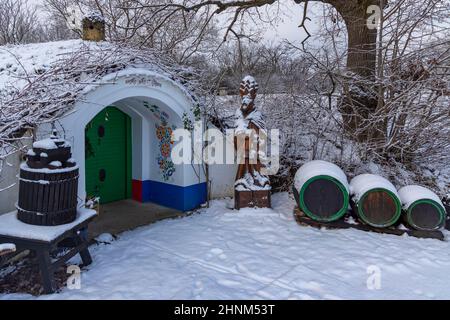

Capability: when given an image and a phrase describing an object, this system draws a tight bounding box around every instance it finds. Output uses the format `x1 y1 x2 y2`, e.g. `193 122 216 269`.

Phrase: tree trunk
331 0 383 143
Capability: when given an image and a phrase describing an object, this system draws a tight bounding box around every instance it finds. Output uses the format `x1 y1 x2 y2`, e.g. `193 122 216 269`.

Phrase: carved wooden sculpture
234 76 271 209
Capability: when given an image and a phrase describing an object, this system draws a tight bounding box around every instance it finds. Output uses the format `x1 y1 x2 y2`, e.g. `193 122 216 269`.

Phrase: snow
350 174 399 203
241 96 253 108
0 244 15 252
0 38 199 108
0 208 96 242
242 75 258 88
84 12 105 23
95 233 115 244
235 172 271 191
0 40 83 91
214 94 449 202
0 39 203 165
399 185 444 210
18 177 50 185
20 163 78 174
234 109 248 133
32 138 57 150
234 108 267 133
294 160 349 193
2 193 450 300
49 161 62 167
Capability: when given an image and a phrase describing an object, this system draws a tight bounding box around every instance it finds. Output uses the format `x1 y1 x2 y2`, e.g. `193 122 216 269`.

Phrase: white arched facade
37 68 207 211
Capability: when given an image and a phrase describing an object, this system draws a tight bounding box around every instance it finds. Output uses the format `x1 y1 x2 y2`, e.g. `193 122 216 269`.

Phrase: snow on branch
0 40 206 162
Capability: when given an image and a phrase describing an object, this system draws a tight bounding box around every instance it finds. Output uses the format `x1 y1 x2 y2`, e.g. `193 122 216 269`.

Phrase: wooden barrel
350 174 401 228
294 160 349 222
17 163 79 226
398 185 446 231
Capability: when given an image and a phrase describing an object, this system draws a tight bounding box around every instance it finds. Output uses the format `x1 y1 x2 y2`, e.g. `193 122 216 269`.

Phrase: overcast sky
31 0 326 45
256 1 325 45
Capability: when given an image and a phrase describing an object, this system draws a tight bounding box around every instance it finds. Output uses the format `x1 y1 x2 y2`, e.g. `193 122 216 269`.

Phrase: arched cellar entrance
36 70 208 237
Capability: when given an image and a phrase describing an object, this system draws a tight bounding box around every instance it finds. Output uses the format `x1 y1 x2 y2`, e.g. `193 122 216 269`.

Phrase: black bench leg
79 247 92 266
77 228 92 266
37 249 55 294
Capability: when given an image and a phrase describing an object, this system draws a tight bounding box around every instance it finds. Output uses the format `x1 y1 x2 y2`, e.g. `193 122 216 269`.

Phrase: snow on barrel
350 174 401 228
398 185 446 231
293 160 349 222
17 130 79 226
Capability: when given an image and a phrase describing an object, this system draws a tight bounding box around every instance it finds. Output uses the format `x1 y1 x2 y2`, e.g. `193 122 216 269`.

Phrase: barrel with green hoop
399 185 446 231
293 160 349 222
350 174 402 228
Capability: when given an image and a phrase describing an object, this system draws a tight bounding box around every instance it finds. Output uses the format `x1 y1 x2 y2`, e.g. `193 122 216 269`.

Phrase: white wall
207 124 238 199
0 152 21 214
0 137 32 214
209 163 237 199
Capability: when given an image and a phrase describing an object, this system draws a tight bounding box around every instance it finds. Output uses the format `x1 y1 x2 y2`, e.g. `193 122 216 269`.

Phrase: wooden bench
0 208 97 294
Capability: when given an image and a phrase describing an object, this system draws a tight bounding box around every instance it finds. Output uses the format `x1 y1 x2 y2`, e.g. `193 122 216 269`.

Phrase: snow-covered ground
2 192 450 300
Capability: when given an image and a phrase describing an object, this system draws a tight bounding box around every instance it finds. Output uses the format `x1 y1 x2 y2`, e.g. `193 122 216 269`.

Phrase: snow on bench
0 243 16 256
0 208 97 242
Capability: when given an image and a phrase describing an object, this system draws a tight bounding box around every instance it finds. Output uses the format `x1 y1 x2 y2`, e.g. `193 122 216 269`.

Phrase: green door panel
85 106 132 204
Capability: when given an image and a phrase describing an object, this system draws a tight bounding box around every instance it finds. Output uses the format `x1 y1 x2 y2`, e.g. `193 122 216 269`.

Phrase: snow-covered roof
0 40 82 91
0 39 202 157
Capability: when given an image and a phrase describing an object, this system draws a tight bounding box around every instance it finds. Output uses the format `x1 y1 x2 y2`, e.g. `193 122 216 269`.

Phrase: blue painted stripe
141 180 207 211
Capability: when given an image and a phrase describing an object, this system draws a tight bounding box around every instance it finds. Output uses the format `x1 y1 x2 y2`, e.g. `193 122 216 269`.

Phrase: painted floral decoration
145 101 177 181
156 129 176 181
160 142 171 158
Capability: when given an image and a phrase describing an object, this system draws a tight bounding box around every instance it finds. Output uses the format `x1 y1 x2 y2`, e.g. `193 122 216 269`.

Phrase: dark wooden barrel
17 166 79 226
405 200 445 231
399 185 446 231
350 174 401 228
353 188 401 228
295 175 349 222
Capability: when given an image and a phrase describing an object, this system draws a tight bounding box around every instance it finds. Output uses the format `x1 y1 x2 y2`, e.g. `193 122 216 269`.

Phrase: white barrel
349 174 401 228
398 185 445 230
293 160 349 222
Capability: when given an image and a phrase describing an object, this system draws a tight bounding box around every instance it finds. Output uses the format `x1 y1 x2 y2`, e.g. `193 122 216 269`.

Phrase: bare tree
288 0 450 164
43 0 221 63
206 0 449 193
121 0 384 139
0 0 39 45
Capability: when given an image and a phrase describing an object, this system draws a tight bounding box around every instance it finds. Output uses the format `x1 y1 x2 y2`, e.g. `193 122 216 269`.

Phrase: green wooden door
85 106 132 204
